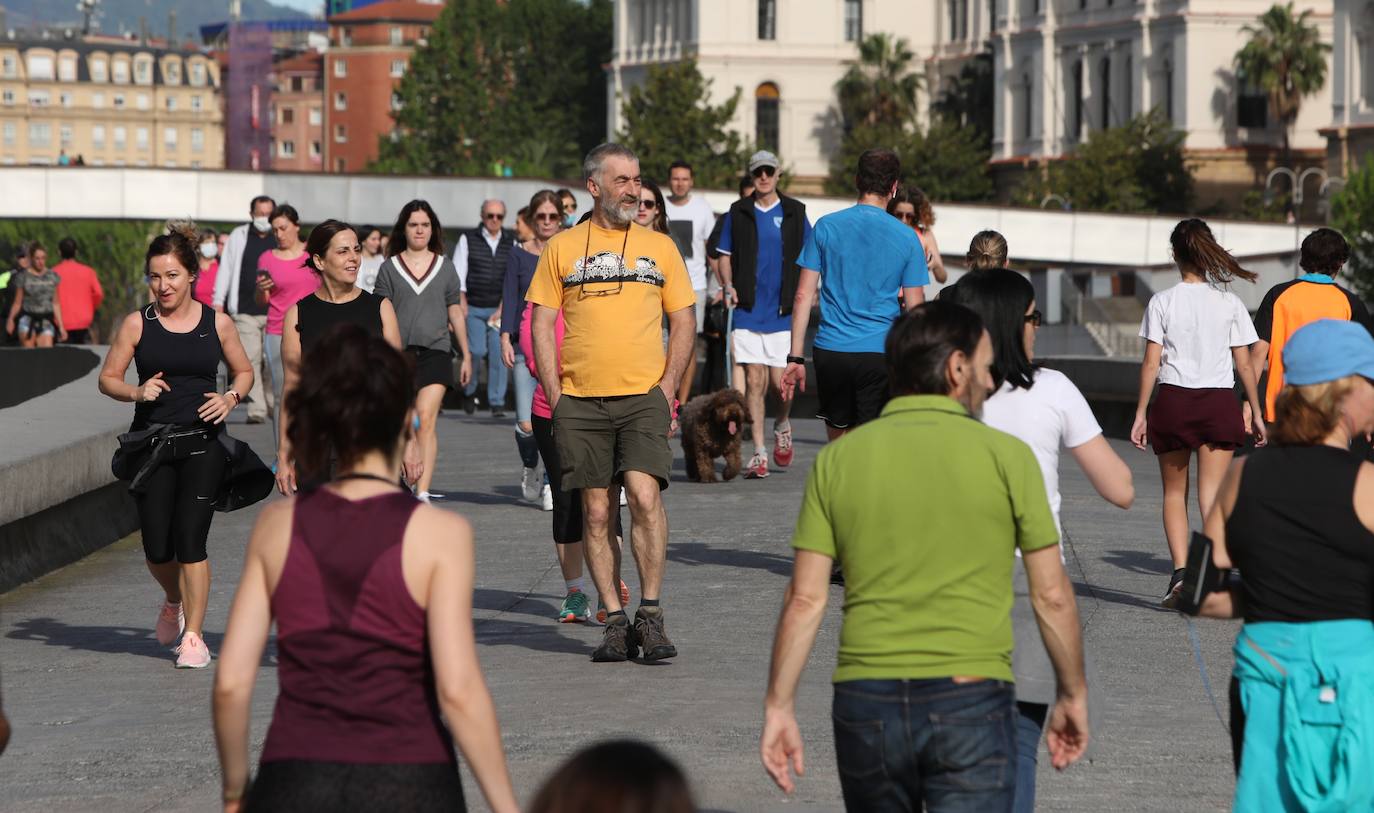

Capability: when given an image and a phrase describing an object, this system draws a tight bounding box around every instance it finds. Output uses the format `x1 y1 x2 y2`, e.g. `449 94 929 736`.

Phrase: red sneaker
772 425 794 468
745 452 770 479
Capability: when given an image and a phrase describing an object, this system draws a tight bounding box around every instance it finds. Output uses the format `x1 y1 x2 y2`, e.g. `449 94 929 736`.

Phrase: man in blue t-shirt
780 148 928 440
718 150 812 478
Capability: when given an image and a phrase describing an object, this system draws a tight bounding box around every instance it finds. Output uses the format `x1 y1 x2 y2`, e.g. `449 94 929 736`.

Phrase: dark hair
1170 218 1257 284
58 237 78 260
668 160 693 176
941 270 1036 390
640 180 670 235
966 230 1009 271
286 324 415 480
303 219 358 274
887 186 934 228
738 175 754 196
14 244 27 259
1300 228 1350 277
270 203 300 225
388 199 444 257
26 240 46 258
556 188 576 204
527 740 695 813
525 189 562 229
855 148 902 197
361 225 382 240
145 221 199 281
885 300 985 397
250 194 275 213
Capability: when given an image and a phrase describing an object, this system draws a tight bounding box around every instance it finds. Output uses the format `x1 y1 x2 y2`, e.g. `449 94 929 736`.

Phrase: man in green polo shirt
760 301 1089 812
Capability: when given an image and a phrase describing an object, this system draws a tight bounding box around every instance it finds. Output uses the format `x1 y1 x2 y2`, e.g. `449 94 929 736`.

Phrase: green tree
824 120 993 202
932 51 994 147
1330 154 1374 300
1234 2 1331 165
1016 109 1194 214
616 59 750 188
835 33 921 132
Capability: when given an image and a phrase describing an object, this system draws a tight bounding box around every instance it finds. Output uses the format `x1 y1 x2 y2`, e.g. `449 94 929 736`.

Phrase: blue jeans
464 306 508 407
512 353 537 425
832 679 1016 813
1013 702 1048 813
264 332 284 453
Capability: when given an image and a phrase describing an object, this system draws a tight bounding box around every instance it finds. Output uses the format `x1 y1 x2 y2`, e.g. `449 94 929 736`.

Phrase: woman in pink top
520 303 627 624
192 227 220 307
256 203 315 450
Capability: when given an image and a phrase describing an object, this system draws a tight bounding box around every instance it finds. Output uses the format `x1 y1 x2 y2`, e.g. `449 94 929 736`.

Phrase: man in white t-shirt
665 160 716 406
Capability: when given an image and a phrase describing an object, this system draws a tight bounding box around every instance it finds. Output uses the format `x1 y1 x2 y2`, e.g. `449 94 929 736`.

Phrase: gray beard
599 196 636 227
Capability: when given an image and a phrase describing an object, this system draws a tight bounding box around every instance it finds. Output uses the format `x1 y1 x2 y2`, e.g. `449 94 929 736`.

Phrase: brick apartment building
271 51 323 172
324 0 443 173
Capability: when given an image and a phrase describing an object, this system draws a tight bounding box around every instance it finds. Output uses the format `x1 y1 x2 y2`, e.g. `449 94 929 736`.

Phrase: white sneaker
540 484 553 511
417 491 435 504
521 466 542 502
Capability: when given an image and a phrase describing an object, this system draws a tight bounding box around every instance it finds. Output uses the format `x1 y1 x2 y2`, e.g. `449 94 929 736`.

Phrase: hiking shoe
772 424 794 468
174 631 211 669
558 589 591 623
596 579 631 624
591 615 632 662
155 600 184 646
745 452 770 479
540 483 553 511
1161 568 1186 609
632 607 678 661
521 466 542 502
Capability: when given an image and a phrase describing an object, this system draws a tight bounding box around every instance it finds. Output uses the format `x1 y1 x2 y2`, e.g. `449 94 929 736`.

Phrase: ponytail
966 230 1008 272
1170 218 1257 284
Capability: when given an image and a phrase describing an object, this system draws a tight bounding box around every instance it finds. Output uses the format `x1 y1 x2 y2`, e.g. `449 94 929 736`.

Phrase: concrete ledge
0 481 138 593
0 347 100 409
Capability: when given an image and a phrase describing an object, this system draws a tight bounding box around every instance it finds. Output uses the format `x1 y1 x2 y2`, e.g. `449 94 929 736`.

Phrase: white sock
566 577 586 593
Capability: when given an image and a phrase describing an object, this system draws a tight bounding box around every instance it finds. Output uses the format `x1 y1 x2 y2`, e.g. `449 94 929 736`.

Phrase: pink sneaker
155 601 184 646
772 425 794 468
174 631 211 669
745 451 770 479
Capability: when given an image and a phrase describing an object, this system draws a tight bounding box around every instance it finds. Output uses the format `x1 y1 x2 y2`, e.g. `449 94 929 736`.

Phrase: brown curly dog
680 389 748 483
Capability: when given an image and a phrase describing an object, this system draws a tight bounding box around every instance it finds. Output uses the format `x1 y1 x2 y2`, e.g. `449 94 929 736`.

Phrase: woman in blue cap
1199 318 1374 812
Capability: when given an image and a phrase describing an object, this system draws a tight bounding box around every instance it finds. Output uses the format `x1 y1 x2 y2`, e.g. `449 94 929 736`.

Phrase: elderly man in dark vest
455 198 516 415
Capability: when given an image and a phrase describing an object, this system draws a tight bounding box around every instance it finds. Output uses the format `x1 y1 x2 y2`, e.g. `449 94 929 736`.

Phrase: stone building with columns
1325 0 1374 177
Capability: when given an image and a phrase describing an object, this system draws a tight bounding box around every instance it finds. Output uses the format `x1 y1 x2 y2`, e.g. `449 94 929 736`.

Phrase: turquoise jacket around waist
1232 620 1374 813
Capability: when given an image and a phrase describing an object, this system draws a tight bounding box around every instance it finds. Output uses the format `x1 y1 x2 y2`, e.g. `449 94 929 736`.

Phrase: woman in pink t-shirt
256 203 314 450
192 227 220 307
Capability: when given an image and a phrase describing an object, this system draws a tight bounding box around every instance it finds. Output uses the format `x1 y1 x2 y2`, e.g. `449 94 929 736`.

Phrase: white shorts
732 329 789 367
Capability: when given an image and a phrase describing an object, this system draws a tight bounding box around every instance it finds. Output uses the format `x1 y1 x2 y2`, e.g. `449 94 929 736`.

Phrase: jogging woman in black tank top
98 222 255 669
272 220 418 495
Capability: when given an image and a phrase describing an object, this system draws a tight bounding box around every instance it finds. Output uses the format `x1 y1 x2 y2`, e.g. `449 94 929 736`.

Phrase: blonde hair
1272 376 1358 445
966 230 1008 271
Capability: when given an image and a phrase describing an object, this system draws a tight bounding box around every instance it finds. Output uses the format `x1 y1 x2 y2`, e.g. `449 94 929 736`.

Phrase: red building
270 51 324 172
324 0 443 173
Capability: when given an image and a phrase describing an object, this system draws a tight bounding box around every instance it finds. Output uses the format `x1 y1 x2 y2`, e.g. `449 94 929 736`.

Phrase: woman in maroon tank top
212 325 518 813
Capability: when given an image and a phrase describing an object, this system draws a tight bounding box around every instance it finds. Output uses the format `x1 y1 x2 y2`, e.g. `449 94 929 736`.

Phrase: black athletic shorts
812 346 889 430
409 346 452 392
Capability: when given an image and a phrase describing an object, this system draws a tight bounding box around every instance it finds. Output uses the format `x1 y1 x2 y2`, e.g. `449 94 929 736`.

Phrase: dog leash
1185 616 1231 735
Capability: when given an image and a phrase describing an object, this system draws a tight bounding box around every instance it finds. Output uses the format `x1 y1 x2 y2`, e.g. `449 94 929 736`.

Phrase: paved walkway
0 411 1240 811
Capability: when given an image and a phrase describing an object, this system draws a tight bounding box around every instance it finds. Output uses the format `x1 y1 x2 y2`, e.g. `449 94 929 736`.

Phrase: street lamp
1265 167 1336 276
1040 193 1071 211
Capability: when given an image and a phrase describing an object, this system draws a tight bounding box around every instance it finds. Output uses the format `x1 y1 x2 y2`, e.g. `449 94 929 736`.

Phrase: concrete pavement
0 410 1240 812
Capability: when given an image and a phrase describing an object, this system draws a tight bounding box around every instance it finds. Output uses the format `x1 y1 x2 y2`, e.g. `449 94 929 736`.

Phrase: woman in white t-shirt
945 232 1134 813
1132 218 1267 605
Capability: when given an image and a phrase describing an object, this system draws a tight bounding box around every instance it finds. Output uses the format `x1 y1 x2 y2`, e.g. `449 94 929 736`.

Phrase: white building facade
1326 0 1374 175
607 1 986 188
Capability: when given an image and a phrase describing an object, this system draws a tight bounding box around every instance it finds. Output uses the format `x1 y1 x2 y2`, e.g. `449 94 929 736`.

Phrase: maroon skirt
1147 384 1246 454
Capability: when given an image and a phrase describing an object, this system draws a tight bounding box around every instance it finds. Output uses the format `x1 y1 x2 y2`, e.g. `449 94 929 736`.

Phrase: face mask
200 242 218 259
563 213 576 228
252 217 271 232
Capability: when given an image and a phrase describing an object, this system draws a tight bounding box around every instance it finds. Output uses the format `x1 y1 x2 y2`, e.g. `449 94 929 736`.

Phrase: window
136 126 149 150
334 92 347 111
310 140 321 158
2 121 15 146
137 93 150 111
28 122 52 146
309 107 321 125
335 157 346 172
190 160 201 168
166 96 177 112
28 90 50 107
93 92 105 108
60 91 72 108
112 59 129 83
758 0 776 40
0 53 16 78
164 127 177 148
27 54 54 80
1099 57 1111 128
290 76 303 92
189 61 206 86
391 59 406 78
113 126 127 148
334 124 347 143
1072 60 1083 139
58 56 77 82
280 140 296 158
1022 73 1033 139
192 95 203 112
755 82 779 151
134 59 152 84
165 61 180 84
60 124 72 147
90 57 107 82
948 0 958 40
191 128 204 152
390 26 403 45
339 27 352 47
114 93 125 109
281 107 295 125
844 0 863 42
1237 72 1268 128
334 58 347 78
0 89 11 105
1163 60 1174 122
92 125 105 148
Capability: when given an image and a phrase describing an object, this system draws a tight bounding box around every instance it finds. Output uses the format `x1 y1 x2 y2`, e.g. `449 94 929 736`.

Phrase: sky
274 0 324 13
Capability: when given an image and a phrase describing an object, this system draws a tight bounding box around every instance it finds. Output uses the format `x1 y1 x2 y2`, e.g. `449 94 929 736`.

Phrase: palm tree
1233 2 1331 165
835 33 922 133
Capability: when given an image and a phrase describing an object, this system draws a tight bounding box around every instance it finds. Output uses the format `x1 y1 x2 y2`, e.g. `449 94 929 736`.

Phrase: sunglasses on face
1025 310 1043 328
639 199 658 210
483 212 506 221
895 211 916 223
534 213 560 222
751 166 777 179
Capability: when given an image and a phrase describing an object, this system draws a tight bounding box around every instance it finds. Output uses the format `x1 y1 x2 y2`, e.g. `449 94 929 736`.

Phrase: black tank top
133 302 222 429
296 291 384 355
1226 445 1374 623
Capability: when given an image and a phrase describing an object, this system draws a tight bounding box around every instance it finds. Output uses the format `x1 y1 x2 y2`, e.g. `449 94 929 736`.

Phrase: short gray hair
583 143 638 184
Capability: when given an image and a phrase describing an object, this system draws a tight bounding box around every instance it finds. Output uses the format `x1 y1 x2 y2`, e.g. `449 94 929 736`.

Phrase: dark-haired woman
1132 218 1267 604
98 223 257 668
274 219 415 494
944 256 1133 812
636 180 671 234
529 740 695 813
257 203 315 453
5 242 67 348
356 225 385 293
374 200 472 502
1198 319 1374 811
887 187 946 284
213 325 518 813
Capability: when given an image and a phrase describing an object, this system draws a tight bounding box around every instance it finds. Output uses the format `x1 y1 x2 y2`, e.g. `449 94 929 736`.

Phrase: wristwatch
786 355 805 365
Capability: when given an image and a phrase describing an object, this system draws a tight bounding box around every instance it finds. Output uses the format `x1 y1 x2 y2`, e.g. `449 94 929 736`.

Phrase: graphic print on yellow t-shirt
525 221 695 398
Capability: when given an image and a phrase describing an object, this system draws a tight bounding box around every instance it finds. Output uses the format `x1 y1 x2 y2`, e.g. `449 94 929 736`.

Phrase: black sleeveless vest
464 228 513 308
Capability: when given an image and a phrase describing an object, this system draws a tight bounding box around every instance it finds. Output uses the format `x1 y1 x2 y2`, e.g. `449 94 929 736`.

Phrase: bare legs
145 558 211 636
414 383 446 495
745 364 768 452
582 474 663 613
1157 445 1235 568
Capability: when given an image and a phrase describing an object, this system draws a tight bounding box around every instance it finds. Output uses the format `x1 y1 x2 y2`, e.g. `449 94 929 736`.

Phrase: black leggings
246 760 465 812
135 435 226 564
532 414 621 544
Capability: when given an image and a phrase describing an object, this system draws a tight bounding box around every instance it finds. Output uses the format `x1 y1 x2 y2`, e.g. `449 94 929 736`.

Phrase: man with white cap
717 149 812 478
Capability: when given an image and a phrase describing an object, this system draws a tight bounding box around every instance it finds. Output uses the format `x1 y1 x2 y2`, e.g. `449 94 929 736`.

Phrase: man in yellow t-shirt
526 143 696 664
